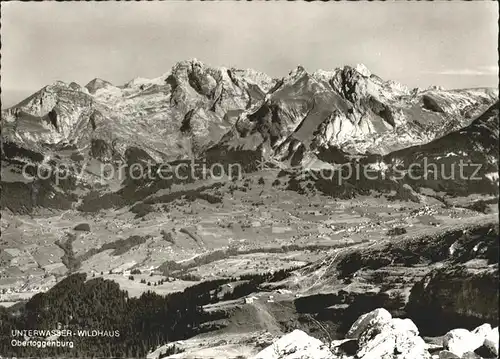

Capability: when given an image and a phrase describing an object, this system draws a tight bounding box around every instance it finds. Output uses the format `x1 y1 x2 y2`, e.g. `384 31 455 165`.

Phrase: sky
1 1 498 107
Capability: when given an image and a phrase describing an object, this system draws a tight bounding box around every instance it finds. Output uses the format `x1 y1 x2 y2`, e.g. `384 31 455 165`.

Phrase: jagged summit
287 65 307 77
175 57 204 66
85 78 113 94
48 80 78 88
354 63 372 77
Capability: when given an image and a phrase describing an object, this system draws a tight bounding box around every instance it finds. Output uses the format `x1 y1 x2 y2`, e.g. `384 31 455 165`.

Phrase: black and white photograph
0 1 498 358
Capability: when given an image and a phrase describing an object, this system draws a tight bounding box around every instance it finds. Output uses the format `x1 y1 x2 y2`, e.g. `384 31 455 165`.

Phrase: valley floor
0 170 496 306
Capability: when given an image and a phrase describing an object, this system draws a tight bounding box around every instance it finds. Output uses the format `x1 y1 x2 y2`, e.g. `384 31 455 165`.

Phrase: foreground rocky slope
140 214 498 359
287 216 498 335
252 308 498 359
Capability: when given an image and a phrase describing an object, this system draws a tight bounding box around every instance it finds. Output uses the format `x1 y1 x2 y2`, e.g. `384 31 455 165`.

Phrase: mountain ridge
3 59 496 163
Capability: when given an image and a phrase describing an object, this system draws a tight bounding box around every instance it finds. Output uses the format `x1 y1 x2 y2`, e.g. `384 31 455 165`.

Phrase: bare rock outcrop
441 325 498 358
345 308 392 339
346 309 430 359
406 264 499 336
484 326 499 357
252 329 336 359
256 309 431 359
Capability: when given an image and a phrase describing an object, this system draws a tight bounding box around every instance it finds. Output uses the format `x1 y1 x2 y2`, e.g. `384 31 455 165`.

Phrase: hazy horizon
1 1 498 108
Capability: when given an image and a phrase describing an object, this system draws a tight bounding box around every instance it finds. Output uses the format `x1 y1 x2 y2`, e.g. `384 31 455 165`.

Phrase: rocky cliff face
278 217 499 343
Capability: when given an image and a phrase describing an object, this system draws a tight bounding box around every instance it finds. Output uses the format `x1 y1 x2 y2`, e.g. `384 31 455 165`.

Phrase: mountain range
1 59 498 214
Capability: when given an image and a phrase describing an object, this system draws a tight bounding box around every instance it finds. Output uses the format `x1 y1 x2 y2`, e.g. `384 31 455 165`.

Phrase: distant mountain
85 78 114 94
384 101 499 196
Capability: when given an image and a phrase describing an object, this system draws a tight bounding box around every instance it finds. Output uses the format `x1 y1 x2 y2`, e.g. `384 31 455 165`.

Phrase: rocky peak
1 79 97 147
355 63 372 77
331 65 367 103
170 58 206 79
45 80 87 94
51 80 72 88
85 78 113 94
283 65 309 84
330 64 411 105
230 68 277 93
311 69 339 84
